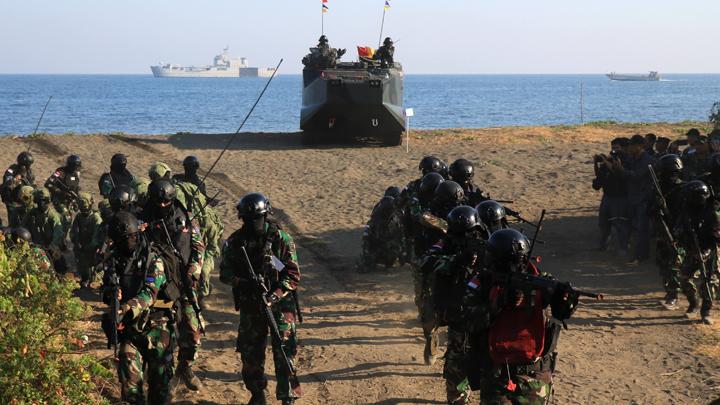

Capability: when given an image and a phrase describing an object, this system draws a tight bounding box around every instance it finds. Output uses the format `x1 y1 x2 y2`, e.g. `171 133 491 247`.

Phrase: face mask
119 234 138 255
487 220 504 234
38 200 51 212
243 215 266 235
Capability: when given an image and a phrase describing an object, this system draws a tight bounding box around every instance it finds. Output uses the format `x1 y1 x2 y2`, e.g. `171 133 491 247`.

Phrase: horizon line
2 72 720 76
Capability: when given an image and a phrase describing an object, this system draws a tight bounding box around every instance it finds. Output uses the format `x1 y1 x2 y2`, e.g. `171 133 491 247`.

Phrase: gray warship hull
300 64 405 145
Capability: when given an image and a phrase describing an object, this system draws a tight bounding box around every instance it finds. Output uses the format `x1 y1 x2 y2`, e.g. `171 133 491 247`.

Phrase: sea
1 74 719 135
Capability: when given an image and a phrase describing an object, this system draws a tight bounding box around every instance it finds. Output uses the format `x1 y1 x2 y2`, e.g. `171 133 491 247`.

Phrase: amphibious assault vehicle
300 61 405 146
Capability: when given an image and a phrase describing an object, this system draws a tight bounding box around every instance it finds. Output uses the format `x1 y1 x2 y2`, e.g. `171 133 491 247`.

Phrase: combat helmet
110 153 127 171
418 156 445 176
485 228 531 269
449 159 475 183
384 186 401 198
109 184 137 212
107 211 139 242
148 162 172 181
77 192 94 213
17 151 33 167
418 172 444 202
658 154 683 177
684 180 710 207
236 193 272 218
183 156 200 172
447 205 479 235
66 155 82 171
432 180 465 208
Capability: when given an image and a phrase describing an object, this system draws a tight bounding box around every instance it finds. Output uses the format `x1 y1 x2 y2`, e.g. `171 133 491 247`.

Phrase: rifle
107 271 120 359
648 164 679 254
526 209 546 266
504 206 540 229
240 246 300 389
687 219 714 301
483 268 604 301
158 219 205 335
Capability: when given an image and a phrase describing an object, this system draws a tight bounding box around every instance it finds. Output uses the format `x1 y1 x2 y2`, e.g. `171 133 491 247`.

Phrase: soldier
423 205 486 404
448 158 489 206
374 37 395 68
475 200 510 238
173 156 206 195
71 192 104 287
13 185 36 226
109 184 139 214
593 139 630 254
139 179 205 391
673 181 718 325
22 188 64 270
219 193 301 405
2 151 36 226
101 212 177 404
3 226 53 270
302 35 345 70
45 154 82 236
648 155 685 309
463 229 579 404
132 176 151 209
430 180 466 220
99 153 135 198
149 161 173 182
361 194 402 271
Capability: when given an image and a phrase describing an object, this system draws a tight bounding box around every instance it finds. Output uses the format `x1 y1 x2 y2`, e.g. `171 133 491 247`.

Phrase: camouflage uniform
361 197 403 270
2 163 35 227
219 221 302 401
44 166 81 238
14 185 36 225
70 193 104 286
140 199 205 372
422 232 486 404
463 266 570 405
132 177 151 209
648 177 685 304
674 201 720 320
22 188 64 260
102 239 176 404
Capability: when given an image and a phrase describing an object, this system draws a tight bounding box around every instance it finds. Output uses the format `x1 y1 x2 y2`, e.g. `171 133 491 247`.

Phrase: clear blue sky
2 0 719 74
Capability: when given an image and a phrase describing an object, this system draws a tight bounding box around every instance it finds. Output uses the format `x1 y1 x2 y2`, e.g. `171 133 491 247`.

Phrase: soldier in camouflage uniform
360 191 403 271
3 226 53 271
98 153 135 198
22 187 64 270
13 185 36 225
463 229 579 405
71 192 104 287
408 172 447 365
220 193 301 405
648 155 685 309
132 177 151 209
45 155 82 234
139 179 205 391
448 159 489 207
422 206 487 404
673 180 719 325
102 212 176 404
2 151 36 227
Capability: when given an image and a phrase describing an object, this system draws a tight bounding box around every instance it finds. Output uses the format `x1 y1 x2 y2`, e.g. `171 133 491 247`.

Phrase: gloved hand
264 291 281 307
551 282 579 321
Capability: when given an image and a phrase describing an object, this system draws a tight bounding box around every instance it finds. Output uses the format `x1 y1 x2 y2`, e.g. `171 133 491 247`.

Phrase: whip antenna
189 58 283 204
32 96 53 136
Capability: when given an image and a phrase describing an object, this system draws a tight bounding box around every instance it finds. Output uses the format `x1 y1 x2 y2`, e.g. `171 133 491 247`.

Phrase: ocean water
1 74 719 135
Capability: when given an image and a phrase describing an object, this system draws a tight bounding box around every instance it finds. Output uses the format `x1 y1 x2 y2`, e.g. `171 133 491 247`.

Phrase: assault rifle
240 246 300 390
687 219 714 301
648 164 679 255
483 269 604 301
107 271 120 359
158 219 205 335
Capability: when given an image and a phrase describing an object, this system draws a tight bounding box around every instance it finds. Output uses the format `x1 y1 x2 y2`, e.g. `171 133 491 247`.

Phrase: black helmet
183 155 200 171
110 153 127 170
418 156 444 175
318 35 328 44
432 180 465 207
658 154 683 176
107 211 139 242
486 229 531 267
476 200 506 224
17 151 33 167
236 193 271 218
148 179 176 206
384 186 401 198
109 184 137 211
373 196 396 220
10 227 32 244
684 180 710 206
447 205 479 235
419 172 445 200
66 154 82 171
449 158 474 182
384 37 393 46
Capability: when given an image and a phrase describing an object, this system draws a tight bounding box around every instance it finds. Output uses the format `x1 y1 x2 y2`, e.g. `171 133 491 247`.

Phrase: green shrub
0 240 112 404
710 102 720 130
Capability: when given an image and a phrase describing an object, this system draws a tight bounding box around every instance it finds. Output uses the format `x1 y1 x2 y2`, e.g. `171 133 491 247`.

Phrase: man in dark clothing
173 156 206 195
656 137 671 156
612 134 653 263
2 151 36 227
99 153 135 198
592 139 630 254
374 37 395 68
645 133 658 157
448 158 489 206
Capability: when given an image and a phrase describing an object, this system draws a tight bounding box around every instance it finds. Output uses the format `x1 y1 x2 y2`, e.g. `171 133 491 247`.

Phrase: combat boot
423 331 439 366
247 390 268 405
702 314 714 325
173 363 202 391
685 297 699 319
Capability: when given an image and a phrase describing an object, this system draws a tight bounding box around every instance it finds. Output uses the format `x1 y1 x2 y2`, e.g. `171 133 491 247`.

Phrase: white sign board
405 108 414 117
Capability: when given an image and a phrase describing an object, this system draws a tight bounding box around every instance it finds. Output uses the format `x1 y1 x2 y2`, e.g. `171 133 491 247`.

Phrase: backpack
152 242 183 303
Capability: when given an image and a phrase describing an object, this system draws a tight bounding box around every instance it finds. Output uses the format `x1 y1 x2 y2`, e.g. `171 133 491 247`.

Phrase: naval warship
300 44 405 146
606 71 661 81
150 48 275 78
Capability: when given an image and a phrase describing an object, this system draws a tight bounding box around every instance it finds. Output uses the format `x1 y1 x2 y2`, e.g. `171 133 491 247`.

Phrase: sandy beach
3 123 718 404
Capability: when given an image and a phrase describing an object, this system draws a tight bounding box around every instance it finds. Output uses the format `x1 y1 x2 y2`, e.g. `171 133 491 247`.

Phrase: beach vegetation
0 240 113 404
710 102 720 130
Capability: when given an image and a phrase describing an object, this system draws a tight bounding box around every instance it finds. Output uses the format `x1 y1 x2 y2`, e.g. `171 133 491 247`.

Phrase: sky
2 0 719 74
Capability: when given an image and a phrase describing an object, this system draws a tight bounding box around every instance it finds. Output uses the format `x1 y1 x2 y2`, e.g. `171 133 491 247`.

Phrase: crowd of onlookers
592 127 720 264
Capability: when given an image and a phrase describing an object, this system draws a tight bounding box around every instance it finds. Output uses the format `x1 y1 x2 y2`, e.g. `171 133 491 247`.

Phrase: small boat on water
606 71 661 82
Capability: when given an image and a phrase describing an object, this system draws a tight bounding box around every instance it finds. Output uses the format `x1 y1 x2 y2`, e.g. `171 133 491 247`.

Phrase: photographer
593 138 630 254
